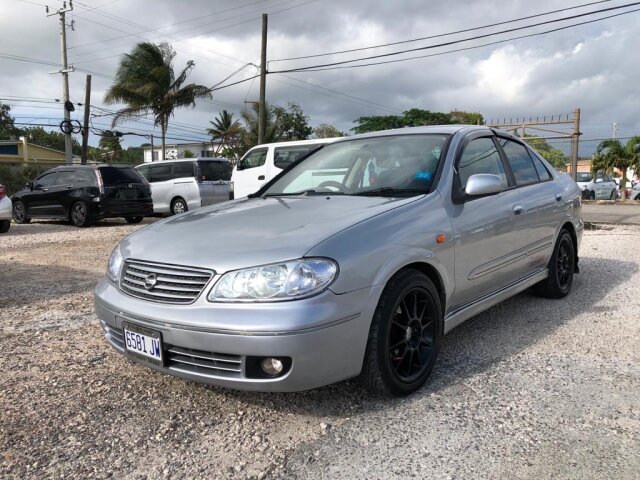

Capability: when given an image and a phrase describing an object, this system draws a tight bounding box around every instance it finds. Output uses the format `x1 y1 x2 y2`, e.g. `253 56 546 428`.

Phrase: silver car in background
0 184 11 233
95 125 582 396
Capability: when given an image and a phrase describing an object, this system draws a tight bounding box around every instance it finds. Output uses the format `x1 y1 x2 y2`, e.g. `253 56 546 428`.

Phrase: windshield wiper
262 189 345 198
351 187 429 197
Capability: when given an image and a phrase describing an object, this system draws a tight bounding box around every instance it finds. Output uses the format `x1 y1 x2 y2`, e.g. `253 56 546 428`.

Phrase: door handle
513 204 524 215
555 193 563 201
42 188 48 192
258 175 265 180
67 185 73 189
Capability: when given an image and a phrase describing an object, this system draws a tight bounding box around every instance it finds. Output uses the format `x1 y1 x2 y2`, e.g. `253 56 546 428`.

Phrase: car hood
120 195 420 273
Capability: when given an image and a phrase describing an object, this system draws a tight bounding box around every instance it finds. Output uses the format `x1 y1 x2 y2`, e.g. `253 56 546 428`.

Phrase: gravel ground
1 220 638 479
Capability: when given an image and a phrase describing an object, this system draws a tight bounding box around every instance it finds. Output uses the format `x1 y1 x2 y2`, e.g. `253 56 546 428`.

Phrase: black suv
12 165 153 227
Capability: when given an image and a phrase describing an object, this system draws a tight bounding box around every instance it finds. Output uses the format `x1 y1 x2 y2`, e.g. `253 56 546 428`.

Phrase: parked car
631 183 640 200
12 165 152 227
576 171 617 200
230 138 341 199
136 158 232 215
0 184 12 233
95 125 582 396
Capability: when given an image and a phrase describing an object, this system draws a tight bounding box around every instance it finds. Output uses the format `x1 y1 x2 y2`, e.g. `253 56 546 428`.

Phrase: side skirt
444 268 548 334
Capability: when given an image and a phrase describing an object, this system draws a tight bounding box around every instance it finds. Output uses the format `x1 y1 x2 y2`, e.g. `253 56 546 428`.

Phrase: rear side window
458 137 508 189
56 170 76 186
273 145 316 170
137 165 150 181
198 161 231 181
173 162 194 179
529 151 552 181
149 164 172 182
238 148 267 170
500 139 539 185
98 166 146 185
76 169 97 186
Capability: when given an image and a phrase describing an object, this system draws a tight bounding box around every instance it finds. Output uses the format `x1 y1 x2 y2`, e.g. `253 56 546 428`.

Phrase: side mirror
594 178 603 183
465 174 504 197
27 181 34 190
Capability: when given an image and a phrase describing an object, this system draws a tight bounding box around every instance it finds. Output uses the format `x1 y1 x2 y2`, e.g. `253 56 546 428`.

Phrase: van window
34 171 58 189
55 170 76 186
237 148 267 170
273 145 318 170
76 169 97 186
137 165 150 180
173 162 194 178
98 166 146 185
149 164 172 182
198 161 232 181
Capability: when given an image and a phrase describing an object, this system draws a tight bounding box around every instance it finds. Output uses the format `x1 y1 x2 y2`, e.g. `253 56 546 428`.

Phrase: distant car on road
12 165 152 227
0 184 12 233
576 172 617 200
136 158 232 215
631 183 640 200
96 125 583 396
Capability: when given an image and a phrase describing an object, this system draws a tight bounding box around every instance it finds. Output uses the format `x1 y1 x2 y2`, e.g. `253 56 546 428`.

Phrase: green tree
449 110 484 125
313 123 345 138
0 104 20 140
21 126 81 154
352 108 484 134
275 102 312 141
591 137 640 199
181 149 195 158
241 102 283 149
99 133 123 162
120 146 144 164
207 110 244 155
104 42 212 161
525 137 568 169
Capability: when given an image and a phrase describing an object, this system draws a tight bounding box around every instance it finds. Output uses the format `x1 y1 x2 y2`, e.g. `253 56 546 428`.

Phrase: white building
142 142 223 163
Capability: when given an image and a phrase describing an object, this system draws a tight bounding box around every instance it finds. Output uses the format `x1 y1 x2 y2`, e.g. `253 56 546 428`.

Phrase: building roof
0 139 65 155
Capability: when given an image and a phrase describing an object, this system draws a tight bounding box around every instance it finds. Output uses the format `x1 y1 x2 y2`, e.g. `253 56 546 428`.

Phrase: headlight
209 258 338 302
106 245 124 282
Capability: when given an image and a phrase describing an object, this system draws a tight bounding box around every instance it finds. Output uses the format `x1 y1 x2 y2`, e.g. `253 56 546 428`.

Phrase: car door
593 172 607 199
148 163 174 213
51 169 78 217
233 147 268 198
496 138 562 273
196 160 232 206
447 134 529 311
27 170 59 217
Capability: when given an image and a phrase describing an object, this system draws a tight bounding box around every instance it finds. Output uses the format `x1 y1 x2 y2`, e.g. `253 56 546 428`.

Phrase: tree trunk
621 171 628 200
161 115 167 161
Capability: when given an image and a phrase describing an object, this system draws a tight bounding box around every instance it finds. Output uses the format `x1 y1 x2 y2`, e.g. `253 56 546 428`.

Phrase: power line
271 6 640 73
271 0 612 62
270 1 640 73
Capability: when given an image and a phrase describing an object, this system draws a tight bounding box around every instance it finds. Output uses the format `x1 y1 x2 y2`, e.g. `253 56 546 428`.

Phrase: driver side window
458 137 508 189
34 172 58 189
238 149 267 170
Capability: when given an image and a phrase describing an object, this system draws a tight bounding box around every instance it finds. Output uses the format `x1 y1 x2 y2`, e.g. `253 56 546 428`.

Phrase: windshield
577 172 593 182
198 160 232 181
262 134 449 197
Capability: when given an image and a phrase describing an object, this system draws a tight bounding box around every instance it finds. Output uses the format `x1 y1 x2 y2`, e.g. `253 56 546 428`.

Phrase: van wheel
125 216 143 224
359 269 443 396
13 201 31 224
534 230 574 299
589 190 595 200
0 220 10 233
170 197 187 215
70 201 92 228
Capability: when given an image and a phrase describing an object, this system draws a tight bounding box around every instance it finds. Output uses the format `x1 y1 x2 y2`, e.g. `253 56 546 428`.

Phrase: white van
136 158 232 215
230 138 340 199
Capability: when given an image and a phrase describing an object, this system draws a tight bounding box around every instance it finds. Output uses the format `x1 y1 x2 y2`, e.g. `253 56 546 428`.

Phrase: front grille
120 259 213 304
166 346 243 378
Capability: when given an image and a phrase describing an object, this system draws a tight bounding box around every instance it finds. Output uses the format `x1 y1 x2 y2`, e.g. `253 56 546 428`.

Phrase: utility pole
612 122 619 139
258 13 268 145
570 108 581 182
47 1 74 164
80 74 91 164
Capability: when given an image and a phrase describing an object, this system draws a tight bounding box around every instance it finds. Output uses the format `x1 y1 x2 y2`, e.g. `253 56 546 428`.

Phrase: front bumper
94 278 382 392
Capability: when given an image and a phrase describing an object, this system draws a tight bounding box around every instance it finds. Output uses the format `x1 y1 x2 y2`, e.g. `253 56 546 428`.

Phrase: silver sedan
95 125 582 396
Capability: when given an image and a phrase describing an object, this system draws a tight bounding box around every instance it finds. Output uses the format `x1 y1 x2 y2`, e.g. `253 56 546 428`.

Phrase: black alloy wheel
534 230 575 299
13 201 30 224
71 201 91 228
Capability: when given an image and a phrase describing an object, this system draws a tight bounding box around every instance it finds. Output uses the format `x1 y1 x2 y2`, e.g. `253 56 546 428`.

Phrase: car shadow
0 218 157 236
211 256 635 416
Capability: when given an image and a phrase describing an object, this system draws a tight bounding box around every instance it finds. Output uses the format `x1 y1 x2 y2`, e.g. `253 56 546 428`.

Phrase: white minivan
136 158 232 215
230 138 340 199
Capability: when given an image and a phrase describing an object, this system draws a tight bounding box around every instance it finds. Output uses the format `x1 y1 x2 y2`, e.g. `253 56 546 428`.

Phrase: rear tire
170 197 187 216
589 190 595 200
13 201 30 224
0 219 10 233
610 189 616 200
359 269 443 396
534 230 575 299
70 201 92 228
125 216 143 224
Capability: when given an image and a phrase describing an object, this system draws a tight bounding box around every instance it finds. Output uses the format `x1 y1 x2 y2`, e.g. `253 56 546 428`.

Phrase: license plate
122 323 163 364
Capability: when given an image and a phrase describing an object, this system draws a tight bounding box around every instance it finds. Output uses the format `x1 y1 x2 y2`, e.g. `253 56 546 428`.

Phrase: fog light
261 357 283 376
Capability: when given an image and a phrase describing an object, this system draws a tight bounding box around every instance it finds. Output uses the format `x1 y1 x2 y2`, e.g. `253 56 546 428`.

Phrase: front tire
70 201 92 228
610 189 616 200
125 216 143 224
170 197 187 216
13 201 30 224
534 230 575 299
589 190 596 200
0 219 9 233
359 269 443 396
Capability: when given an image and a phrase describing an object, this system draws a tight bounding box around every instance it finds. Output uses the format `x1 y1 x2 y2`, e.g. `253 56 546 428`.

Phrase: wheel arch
560 221 579 273
387 261 447 314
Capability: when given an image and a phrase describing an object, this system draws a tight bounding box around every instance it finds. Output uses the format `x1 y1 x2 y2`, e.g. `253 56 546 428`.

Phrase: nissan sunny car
95 125 582 396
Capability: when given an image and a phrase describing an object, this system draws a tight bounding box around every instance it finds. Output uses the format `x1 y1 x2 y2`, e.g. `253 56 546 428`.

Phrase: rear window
198 161 231 181
98 166 146 185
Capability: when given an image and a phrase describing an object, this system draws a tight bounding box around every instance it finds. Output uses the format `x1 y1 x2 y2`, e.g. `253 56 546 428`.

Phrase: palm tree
241 102 283 148
591 137 640 199
207 110 244 155
104 42 211 161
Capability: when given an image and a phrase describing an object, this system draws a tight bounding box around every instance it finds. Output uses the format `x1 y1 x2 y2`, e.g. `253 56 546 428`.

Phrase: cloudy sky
1 0 639 155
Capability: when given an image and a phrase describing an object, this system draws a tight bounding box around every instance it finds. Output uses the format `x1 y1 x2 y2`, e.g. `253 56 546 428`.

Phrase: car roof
136 158 229 167
247 138 340 151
